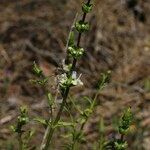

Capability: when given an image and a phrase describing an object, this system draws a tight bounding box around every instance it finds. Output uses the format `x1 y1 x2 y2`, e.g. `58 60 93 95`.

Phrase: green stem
40 88 70 150
40 0 92 149
18 133 23 150
71 87 100 149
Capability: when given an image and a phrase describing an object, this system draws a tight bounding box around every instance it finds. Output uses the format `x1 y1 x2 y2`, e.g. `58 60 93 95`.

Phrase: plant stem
41 88 70 150
121 134 124 141
40 0 91 149
18 133 23 150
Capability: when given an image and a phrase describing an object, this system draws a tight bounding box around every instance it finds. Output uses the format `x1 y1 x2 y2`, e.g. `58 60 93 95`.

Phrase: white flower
71 71 83 86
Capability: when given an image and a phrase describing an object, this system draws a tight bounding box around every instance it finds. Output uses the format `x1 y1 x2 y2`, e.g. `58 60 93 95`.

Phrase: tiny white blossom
72 72 83 86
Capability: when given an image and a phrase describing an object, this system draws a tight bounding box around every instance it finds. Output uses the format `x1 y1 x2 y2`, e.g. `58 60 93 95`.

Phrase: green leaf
30 78 48 86
68 31 75 46
34 117 48 127
47 92 54 107
57 121 75 127
119 107 133 135
97 70 111 90
32 61 43 77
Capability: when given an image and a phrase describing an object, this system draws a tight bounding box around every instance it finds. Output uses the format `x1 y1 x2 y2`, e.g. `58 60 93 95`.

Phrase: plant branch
40 0 92 149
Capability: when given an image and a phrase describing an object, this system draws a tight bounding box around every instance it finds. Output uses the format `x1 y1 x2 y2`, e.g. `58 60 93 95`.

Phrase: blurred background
0 0 150 149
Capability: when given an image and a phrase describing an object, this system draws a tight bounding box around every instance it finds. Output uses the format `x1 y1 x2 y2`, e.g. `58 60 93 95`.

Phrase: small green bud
82 3 93 13
114 140 128 150
75 21 89 33
33 61 43 77
68 46 84 59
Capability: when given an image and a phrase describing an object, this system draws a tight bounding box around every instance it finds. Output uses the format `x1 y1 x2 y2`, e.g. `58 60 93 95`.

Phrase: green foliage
97 70 111 90
30 78 48 86
11 106 35 150
114 140 128 150
68 31 75 47
47 92 54 107
33 61 43 77
82 3 93 13
34 117 49 128
103 107 133 150
119 107 133 135
11 106 29 133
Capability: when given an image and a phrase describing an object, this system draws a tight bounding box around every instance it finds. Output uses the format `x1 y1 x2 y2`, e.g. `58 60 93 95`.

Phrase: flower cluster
59 71 83 92
75 21 90 33
68 46 84 59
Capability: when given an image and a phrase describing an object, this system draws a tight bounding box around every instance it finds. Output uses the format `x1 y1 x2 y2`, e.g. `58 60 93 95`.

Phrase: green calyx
82 3 93 13
75 21 89 33
68 46 84 59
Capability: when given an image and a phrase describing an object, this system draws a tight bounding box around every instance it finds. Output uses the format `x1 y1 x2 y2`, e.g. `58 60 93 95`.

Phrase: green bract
68 46 84 59
82 3 93 13
75 21 89 33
